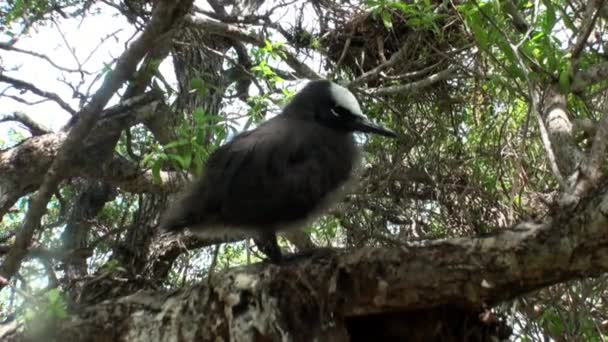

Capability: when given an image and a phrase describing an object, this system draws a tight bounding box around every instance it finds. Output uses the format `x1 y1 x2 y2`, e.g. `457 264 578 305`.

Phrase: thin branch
0 42 88 74
348 42 410 87
502 0 529 33
0 74 78 115
51 16 83 69
0 93 48 106
585 113 608 179
492 0 568 189
185 15 322 80
329 36 351 78
368 66 458 95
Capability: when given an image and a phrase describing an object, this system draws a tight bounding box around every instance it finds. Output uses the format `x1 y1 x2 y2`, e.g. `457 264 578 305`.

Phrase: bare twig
0 42 88 74
0 74 78 115
348 42 409 87
329 36 352 78
185 15 322 80
368 66 458 95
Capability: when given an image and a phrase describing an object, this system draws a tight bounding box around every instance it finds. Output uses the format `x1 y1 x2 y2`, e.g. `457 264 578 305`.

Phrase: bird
159 79 396 262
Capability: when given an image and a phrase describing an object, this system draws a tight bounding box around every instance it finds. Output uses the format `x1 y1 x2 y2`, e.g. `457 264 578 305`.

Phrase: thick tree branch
0 112 51 136
571 61 608 92
4 184 608 341
0 0 193 289
0 95 180 219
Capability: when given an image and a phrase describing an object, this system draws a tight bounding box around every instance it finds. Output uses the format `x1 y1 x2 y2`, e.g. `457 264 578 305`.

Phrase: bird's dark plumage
160 80 396 261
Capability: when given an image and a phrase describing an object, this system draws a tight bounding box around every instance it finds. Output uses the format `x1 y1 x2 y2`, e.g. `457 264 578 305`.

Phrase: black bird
159 80 396 262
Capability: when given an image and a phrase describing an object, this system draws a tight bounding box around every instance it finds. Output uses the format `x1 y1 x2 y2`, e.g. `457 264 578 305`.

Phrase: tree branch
571 61 608 92
570 0 604 59
0 92 177 219
0 112 51 136
368 66 458 95
185 15 322 80
0 74 78 115
0 0 194 290
572 112 608 197
0 42 86 74
4 185 608 341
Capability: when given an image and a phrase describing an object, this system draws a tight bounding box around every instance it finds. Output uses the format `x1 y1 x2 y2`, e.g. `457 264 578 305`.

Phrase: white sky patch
1 4 137 137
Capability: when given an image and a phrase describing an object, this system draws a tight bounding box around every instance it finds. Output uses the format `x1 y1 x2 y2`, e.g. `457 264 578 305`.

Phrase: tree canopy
1 0 608 340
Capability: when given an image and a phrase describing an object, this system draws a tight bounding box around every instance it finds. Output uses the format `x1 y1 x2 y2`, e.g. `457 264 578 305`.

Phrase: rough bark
542 85 582 178
61 180 116 301
0 94 180 219
2 183 607 341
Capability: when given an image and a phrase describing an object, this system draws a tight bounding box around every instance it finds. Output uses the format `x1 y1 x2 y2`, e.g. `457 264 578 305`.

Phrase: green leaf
152 162 162 184
542 3 557 34
193 108 206 125
164 139 190 149
190 78 204 91
45 289 68 320
558 62 572 93
168 152 192 170
381 10 393 29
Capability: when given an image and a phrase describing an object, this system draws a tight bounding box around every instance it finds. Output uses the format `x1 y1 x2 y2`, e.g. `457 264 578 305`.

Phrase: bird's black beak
351 114 397 138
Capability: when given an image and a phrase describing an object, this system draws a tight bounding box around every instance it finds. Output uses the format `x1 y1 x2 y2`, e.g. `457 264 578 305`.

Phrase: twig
329 36 352 78
0 74 78 115
185 15 322 80
368 66 458 95
348 41 409 87
0 42 88 74
207 244 220 287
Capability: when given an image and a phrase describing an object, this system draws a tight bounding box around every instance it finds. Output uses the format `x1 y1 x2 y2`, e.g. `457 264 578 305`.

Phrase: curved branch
0 112 51 136
368 66 458 95
0 74 78 115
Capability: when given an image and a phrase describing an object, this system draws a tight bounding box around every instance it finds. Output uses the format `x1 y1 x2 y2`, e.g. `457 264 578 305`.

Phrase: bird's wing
204 118 354 228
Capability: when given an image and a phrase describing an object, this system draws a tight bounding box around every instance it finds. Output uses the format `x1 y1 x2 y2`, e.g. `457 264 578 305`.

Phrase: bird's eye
331 106 354 118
